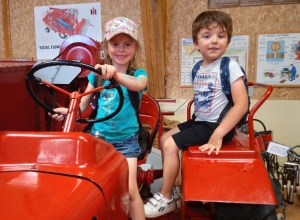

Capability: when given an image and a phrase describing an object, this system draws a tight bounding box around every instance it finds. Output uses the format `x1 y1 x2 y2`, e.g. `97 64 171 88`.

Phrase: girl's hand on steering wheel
48 107 68 121
94 64 117 80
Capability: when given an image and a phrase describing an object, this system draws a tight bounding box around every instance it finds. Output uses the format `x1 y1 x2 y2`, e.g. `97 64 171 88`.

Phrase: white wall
165 99 300 147
250 100 300 147
164 99 300 164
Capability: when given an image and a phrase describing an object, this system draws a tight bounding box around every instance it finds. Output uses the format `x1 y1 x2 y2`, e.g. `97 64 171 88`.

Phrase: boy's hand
199 138 222 155
94 64 117 80
48 107 67 121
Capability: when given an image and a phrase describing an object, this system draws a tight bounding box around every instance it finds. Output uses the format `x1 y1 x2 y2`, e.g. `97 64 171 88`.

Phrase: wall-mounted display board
208 0 300 9
255 31 300 87
179 34 249 87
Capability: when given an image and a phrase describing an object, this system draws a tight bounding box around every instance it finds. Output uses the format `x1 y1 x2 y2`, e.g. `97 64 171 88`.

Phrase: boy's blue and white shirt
87 68 147 141
192 57 244 123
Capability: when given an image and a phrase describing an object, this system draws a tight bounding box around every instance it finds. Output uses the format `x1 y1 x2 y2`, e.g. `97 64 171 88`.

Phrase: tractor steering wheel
25 60 124 125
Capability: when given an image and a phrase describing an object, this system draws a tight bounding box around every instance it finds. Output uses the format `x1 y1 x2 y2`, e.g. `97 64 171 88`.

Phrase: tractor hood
0 170 106 219
0 131 129 220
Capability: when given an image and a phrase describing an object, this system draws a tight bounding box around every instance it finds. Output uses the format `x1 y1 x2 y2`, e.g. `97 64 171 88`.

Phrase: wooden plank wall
1 0 300 99
0 1 5 57
1 0 11 59
163 2 300 100
140 0 166 98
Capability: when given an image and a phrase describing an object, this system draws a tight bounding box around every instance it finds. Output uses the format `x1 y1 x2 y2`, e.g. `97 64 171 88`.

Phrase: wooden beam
154 0 167 98
140 0 155 96
140 0 166 98
1 0 12 59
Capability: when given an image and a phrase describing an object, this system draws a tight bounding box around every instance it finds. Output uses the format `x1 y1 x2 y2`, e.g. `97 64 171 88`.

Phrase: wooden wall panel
4 0 146 65
165 1 300 100
0 0 300 99
140 0 167 98
0 1 5 57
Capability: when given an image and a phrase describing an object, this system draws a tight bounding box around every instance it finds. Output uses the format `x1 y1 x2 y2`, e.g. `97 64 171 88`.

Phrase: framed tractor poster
34 2 101 60
255 31 300 87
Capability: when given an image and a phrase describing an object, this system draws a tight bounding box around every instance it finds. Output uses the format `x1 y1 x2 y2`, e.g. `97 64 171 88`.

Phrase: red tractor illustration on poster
42 7 92 39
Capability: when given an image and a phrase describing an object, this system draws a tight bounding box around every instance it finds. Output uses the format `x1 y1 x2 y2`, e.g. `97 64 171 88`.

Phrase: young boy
144 10 248 218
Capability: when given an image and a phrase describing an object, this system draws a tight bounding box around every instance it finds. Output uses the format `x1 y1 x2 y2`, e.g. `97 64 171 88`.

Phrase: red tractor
0 61 130 220
0 37 279 219
42 7 91 39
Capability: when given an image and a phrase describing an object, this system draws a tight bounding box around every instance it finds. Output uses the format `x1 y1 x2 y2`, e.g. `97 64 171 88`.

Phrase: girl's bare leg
127 157 145 220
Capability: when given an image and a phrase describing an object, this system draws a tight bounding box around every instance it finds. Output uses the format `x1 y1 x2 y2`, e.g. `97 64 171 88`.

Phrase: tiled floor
143 186 300 219
276 192 300 220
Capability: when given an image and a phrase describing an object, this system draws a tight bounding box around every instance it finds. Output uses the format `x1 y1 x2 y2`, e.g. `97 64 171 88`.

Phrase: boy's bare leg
159 127 180 199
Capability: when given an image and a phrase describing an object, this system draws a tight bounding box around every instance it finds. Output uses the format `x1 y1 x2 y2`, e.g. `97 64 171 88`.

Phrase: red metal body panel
0 131 129 220
0 61 37 131
0 172 107 219
182 132 276 204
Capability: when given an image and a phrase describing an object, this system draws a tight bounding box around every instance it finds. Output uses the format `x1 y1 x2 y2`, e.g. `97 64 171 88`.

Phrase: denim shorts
110 133 141 158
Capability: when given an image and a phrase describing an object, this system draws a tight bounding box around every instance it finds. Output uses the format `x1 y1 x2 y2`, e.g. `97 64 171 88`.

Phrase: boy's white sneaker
144 192 176 218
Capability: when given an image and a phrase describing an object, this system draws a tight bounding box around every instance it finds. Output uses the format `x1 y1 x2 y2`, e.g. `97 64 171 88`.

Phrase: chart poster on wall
34 3 101 60
179 34 249 87
256 32 300 87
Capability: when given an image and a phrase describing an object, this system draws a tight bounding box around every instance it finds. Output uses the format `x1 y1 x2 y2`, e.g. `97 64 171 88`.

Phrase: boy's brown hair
192 10 233 44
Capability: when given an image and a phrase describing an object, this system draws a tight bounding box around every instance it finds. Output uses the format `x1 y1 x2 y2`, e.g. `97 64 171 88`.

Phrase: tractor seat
187 129 256 160
137 94 161 164
181 82 277 219
75 93 161 164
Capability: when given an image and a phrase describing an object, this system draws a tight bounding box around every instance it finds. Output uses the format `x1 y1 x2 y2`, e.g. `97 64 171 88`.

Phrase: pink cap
104 17 138 41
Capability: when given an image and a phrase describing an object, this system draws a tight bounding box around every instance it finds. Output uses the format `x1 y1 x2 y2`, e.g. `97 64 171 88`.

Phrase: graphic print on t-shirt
194 71 218 113
100 90 115 114
100 89 117 128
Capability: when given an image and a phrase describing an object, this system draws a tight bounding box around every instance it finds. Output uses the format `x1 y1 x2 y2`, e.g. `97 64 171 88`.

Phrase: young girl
51 17 147 220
